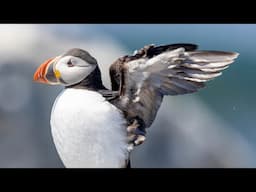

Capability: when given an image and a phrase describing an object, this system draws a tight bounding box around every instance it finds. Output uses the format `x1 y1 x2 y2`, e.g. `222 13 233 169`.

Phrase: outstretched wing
109 44 198 91
109 44 239 128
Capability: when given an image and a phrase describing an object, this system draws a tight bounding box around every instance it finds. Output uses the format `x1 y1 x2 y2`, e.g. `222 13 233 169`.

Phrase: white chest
50 89 129 168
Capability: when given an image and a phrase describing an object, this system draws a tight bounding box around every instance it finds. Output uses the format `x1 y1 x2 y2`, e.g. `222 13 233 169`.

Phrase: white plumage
50 88 129 168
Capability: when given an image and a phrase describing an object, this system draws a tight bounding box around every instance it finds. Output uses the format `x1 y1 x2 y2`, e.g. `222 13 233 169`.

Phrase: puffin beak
33 56 61 85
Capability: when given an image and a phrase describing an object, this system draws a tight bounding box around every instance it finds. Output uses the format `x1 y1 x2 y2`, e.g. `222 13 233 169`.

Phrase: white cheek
59 65 96 85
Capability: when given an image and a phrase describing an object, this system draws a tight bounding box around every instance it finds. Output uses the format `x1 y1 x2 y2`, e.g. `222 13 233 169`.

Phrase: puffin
33 43 239 168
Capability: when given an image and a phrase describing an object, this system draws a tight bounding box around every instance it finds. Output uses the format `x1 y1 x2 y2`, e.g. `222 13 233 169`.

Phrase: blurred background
0 24 255 168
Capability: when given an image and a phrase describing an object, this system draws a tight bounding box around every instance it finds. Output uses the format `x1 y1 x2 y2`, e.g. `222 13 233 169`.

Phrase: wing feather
109 44 239 128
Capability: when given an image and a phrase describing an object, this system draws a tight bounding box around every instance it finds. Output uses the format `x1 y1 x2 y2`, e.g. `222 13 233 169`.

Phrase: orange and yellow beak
33 57 61 85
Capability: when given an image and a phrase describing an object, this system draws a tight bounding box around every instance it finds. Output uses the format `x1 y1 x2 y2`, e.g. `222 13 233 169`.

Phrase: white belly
50 88 129 168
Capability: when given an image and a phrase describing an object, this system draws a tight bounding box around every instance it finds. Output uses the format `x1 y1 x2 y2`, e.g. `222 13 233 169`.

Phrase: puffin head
33 48 98 86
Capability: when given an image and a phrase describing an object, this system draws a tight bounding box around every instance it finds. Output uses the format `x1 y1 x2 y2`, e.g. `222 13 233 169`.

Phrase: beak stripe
33 58 54 83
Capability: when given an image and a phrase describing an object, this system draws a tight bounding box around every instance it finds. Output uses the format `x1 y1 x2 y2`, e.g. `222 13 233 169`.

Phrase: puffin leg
127 119 147 148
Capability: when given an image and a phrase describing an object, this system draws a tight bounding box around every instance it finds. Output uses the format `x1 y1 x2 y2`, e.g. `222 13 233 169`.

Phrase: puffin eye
67 59 75 67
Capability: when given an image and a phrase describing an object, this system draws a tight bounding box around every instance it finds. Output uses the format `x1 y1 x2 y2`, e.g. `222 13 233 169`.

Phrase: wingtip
233 52 240 59
224 51 239 59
